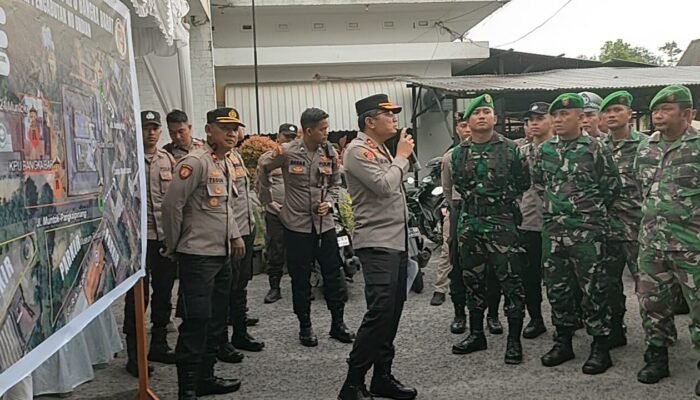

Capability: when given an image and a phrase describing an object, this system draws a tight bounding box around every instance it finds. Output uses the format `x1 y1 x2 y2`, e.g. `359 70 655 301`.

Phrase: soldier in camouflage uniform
634 85 700 395
532 93 621 375
599 91 646 349
449 93 528 365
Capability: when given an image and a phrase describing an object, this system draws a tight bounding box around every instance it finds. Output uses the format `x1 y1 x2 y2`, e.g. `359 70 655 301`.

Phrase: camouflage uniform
532 134 621 336
635 125 700 348
451 133 528 319
602 130 645 321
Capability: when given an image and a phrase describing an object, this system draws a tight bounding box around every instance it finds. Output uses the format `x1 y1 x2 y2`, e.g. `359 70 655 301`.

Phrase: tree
599 39 663 65
659 41 682 65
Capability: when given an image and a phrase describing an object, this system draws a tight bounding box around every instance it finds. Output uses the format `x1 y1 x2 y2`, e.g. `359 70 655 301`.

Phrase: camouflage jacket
635 126 700 252
532 134 621 241
451 132 530 235
602 129 646 242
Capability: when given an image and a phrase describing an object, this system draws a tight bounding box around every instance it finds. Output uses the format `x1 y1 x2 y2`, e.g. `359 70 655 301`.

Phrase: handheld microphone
404 128 421 171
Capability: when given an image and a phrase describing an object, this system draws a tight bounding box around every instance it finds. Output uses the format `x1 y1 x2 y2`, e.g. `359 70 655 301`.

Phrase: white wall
189 20 217 137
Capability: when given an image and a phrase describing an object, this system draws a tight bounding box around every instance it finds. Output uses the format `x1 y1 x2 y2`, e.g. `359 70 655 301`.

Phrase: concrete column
189 21 217 138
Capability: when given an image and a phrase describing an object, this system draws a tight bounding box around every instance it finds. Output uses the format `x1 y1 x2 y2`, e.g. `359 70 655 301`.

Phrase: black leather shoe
430 292 446 306
338 382 373 400
582 336 612 375
637 346 670 384
264 288 282 304
300 325 319 347
370 373 417 400
487 316 504 335
541 331 575 367
450 315 467 334
452 333 487 355
126 360 154 378
245 315 259 327
522 318 547 339
148 344 176 364
217 342 245 363
232 333 265 352
330 322 356 343
196 376 241 396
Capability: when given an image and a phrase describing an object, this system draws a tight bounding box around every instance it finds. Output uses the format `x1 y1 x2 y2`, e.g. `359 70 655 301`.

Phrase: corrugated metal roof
225 80 412 134
403 66 700 95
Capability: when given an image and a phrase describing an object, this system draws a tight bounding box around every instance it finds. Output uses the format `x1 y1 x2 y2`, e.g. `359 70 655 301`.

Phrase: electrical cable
494 0 574 48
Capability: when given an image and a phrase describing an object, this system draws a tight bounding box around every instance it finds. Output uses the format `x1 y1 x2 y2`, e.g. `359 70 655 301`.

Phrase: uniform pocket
204 183 228 211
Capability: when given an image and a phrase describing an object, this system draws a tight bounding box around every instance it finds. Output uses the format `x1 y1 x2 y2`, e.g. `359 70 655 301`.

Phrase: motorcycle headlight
406 176 415 185
422 176 432 184
431 186 443 196
335 224 343 233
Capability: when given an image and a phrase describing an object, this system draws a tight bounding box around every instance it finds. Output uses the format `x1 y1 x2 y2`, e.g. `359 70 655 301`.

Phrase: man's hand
317 201 330 216
159 245 176 262
231 237 246 259
396 128 415 159
269 201 282 214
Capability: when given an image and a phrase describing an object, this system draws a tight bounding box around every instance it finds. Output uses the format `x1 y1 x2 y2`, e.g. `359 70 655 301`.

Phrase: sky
466 0 699 60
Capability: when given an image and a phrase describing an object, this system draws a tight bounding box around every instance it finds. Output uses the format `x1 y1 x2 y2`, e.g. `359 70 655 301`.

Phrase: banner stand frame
134 278 159 400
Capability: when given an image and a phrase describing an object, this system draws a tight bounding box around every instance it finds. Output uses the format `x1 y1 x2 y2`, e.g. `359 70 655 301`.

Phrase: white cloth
1 376 32 400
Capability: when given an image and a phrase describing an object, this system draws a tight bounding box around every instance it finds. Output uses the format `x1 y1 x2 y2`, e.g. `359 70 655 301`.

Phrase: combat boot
338 367 373 400
264 276 282 304
637 345 670 384
696 361 700 396
582 335 612 375
450 305 467 334
196 366 241 396
522 318 546 339
487 315 504 335
608 315 627 349
452 312 487 354
298 313 318 347
148 327 176 364
177 364 198 400
541 327 575 367
330 306 355 343
505 317 524 365
369 364 417 400
231 316 265 352
125 334 154 378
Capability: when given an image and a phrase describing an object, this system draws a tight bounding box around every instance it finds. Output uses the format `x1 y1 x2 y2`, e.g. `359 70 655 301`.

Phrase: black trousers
285 228 347 316
348 248 407 374
227 233 255 337
265 212 286 280
519 230 543 319
175 253 231 373
124 240 177 339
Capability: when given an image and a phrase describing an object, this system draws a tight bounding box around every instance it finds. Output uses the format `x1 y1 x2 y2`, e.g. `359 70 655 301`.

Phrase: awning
225 79 413 134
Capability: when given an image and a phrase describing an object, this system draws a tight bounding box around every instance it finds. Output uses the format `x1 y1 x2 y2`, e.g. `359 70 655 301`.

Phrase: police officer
339 94 417 400
259 108 354 347
162 107 245 399
257 123 299 304
635 86 700 395
439 113 471 335
448 94 528 365
532 93 621 375
164 109 204 161
579 91 607 139
122 111 176 377
599 91 645 349
220 110 265 355
518 102 553 339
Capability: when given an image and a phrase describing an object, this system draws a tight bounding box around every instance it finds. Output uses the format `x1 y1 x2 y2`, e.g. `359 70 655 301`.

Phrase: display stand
134 278 159 400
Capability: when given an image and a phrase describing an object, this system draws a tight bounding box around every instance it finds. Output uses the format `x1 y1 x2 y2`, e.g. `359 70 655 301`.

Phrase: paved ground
67 251 699 400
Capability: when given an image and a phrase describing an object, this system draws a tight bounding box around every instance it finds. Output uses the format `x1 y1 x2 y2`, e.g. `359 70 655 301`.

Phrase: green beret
600 90 633 111
549 93 585 114
649 85 693 110
463 93 495 119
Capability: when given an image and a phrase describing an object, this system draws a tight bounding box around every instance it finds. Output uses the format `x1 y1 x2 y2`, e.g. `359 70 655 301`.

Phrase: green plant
338 190 354 233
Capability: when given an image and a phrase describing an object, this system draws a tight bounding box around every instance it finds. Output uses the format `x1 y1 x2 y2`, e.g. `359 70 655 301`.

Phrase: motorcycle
310 202 361 289
405 158 445 246
404 178 434 294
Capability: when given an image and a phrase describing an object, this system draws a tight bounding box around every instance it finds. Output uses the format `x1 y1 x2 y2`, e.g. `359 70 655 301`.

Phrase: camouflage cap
649 85 693 110
549 93 585 114
463 93 495 119
600 90 633 111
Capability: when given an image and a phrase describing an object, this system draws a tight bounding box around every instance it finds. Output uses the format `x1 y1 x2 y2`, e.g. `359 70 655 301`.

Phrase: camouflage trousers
458 231 525 319
542 237 610 336
606 240 640 319
637 247 700 348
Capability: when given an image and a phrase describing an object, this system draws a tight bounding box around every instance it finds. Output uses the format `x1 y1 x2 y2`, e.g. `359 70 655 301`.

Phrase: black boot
338 367 373 400
450 305 467 335
330 306 355 343
196 366 241 396
245 314 259 327
299 314 318 347
541 327 575 367
125 334 154 378
452 312 487 354
505 317 524 365
231 318 265 352
608 315 628 349
637 345 670 384
522 318 547 339
696 361 700 396
264 275 282 304
487 314 504 335
217 342 245 363
148 327 176 364
177 364 198 400
369 365 417 400
582 335 613 375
